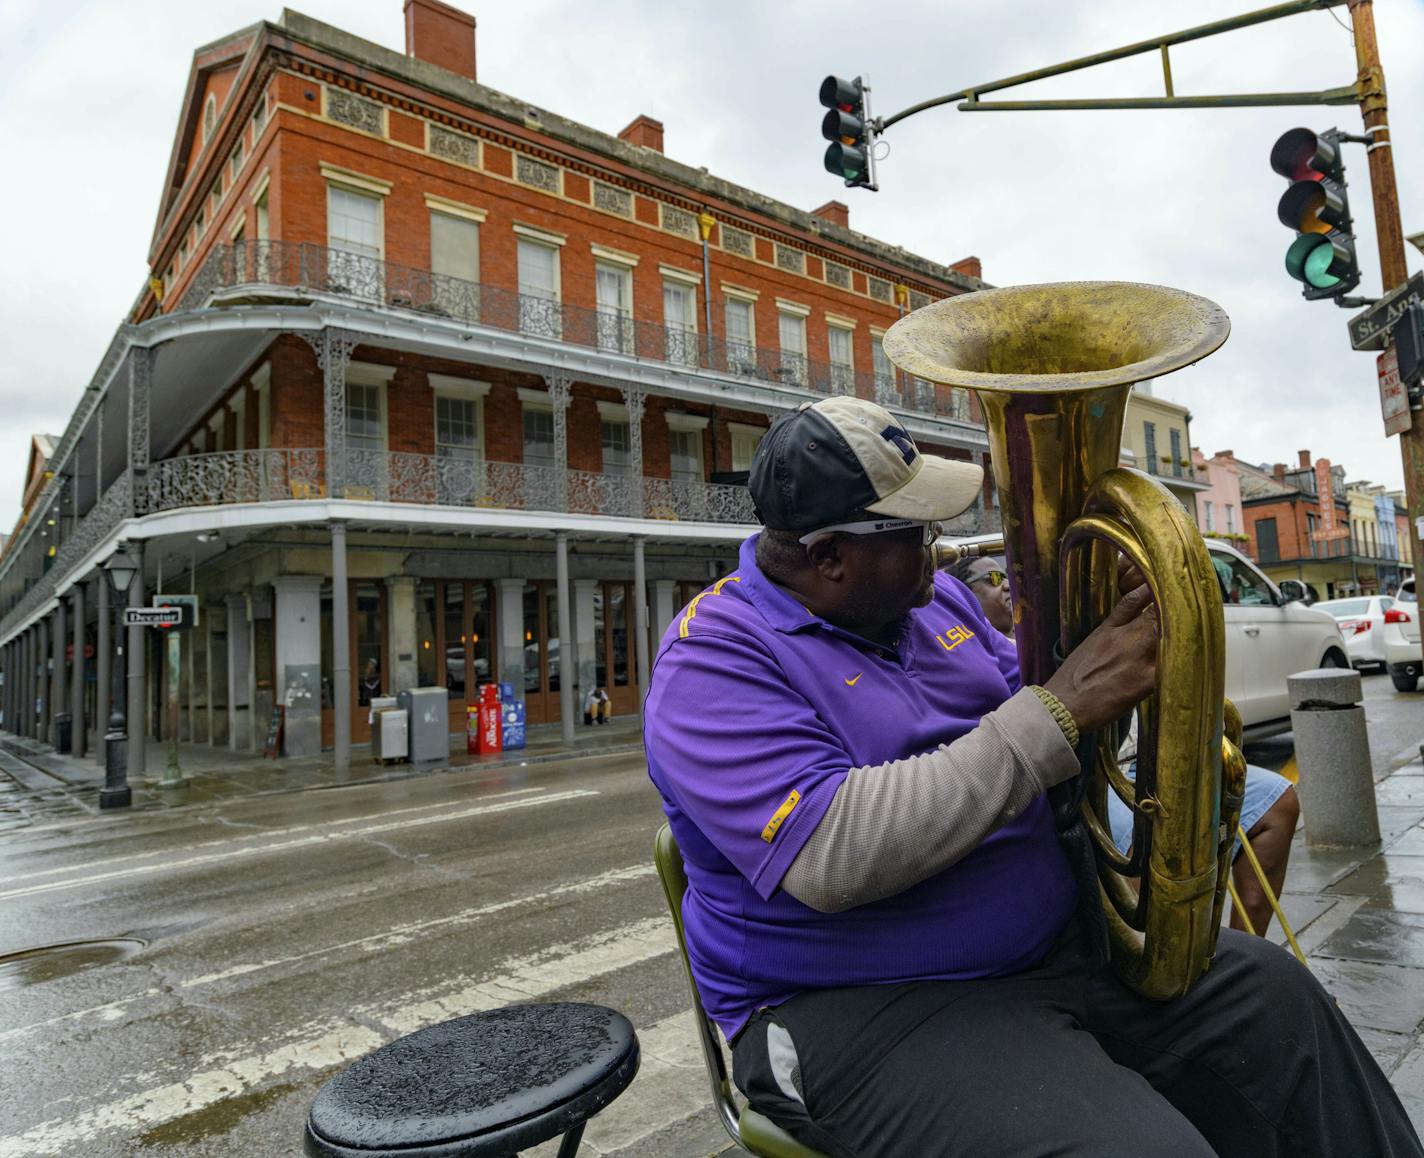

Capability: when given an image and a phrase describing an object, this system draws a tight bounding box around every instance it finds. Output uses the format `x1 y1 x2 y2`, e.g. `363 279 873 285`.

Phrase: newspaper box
468 700 502 755
501 699 527 749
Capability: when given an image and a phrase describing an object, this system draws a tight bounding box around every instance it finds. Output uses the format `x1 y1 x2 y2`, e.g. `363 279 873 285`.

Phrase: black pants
732 929 1422 1158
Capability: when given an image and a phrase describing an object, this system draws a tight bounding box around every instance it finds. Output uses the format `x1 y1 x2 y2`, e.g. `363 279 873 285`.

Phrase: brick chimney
404 0 477 82
1273 463 1288 483
811 200 849 228
618 115 664 153
1298 449 1312 469
951 255 983 280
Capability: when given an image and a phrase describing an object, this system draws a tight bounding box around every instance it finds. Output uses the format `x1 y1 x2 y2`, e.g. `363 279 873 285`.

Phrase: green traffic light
1285 233 1345 289
1302 243 1341 288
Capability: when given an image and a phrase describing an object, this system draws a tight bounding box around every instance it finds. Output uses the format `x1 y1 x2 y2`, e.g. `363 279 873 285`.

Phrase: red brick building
0 1 994 765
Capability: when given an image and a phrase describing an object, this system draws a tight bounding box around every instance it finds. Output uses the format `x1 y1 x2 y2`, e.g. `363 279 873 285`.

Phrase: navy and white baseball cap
748 397 984 533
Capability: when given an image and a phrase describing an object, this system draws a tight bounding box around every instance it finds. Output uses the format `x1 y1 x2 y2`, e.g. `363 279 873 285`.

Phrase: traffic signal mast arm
869 0 1354 133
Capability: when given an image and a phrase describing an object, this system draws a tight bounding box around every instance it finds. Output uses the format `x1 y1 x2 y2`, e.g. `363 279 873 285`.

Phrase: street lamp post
100 542 139 810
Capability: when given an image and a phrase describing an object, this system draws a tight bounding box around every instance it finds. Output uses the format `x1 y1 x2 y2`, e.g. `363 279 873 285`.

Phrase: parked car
941 535 1348 738
1388 580 1422 692
1312 595 1410 673
1204 539 1349 736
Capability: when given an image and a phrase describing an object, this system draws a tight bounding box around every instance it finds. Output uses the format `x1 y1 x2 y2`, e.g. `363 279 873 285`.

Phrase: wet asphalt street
2 671 1423 1157
0 752 717 1158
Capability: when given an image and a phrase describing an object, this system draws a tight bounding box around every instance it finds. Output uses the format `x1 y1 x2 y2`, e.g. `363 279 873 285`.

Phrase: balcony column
651 580 677 648
303 330 358 501
495 579 526 704
70 584 86 758
633 537 650 712
37 615 50 744
620 386 646 518
51 597 67 750
545 375 572 511
331 523 350 772
128 347 153 515
226 594 251 751
555 532 575 743
125 540 147 782
573 579 598 711
95 576 110 763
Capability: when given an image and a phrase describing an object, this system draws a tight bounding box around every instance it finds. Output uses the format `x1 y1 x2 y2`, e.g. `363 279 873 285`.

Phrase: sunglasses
972 569 1007 589
798 519 944 547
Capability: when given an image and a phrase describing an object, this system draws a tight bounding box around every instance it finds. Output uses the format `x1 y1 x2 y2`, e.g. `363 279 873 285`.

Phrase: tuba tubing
887 281 1238 1000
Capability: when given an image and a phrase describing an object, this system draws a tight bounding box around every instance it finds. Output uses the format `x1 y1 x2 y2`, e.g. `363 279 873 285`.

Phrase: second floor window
1225 504 1236 534
329 186 382 260
517 239 560 338
1256 517 1280 562
1169 429 1183 478
1143 421 1158 475
828 325 854 394
435 396 479 461
346 382 383 452
601 420 632 475
523 407 555 468
430 210 479 286
778 311 807 384
725 297 755 370
663 281 698 366
1204 500 1215 532
669 428 703 484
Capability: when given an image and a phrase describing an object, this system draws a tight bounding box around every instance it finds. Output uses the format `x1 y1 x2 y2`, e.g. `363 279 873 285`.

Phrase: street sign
124 607 183 628
1349 271 1424 351
1379 345 1412 436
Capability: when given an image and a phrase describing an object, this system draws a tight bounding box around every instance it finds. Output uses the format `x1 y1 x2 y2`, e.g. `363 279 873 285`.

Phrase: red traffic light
819 76 863 113
1269 127 1339 182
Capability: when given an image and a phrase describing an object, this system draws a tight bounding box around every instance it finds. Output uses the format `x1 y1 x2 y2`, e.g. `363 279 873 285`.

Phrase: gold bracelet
1029 685 1080 749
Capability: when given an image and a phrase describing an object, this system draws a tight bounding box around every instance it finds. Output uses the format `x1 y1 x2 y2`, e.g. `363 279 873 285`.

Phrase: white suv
1205 540 1349 735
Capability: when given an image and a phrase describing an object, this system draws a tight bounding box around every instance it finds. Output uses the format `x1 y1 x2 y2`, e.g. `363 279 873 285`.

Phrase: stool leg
555 1122 586 1158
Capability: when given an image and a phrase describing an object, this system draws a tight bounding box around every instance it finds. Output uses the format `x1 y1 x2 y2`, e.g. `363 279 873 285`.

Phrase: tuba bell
884 281 1245 1001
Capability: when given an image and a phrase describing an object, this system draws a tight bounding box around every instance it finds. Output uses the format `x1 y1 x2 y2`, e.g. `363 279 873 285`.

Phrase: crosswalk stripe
0 789 598 900
0 917 677 1156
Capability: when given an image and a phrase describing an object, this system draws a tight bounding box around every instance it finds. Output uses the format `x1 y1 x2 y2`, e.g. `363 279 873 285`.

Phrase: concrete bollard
1288 668 1381 848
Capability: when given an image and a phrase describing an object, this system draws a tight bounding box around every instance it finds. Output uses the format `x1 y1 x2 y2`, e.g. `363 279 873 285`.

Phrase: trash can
55 712 72 754
398 687 450 763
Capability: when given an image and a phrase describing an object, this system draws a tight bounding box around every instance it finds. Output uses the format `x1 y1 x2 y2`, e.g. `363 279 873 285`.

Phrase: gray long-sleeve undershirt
781 688 1081 913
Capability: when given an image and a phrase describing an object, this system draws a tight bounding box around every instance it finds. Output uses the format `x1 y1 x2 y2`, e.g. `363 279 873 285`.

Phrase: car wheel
1392 672 1419 693
1320 649 1349 669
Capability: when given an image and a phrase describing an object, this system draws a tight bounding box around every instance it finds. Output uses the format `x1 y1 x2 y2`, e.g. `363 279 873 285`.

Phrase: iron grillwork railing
179 240 979 422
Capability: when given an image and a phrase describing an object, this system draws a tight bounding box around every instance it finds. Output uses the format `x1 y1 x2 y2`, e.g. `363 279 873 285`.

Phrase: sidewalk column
651 580 676 649
125 540 147 783
573 578 598 711
633 537 650 712
226 594 251 751
21 630 32 737
272 576 323 758
95 577 111 763
51 599 67 749
4 641 13 733
247 590 263 755
555 532 575 743
29 627 41 739
331 523 350 772
495 578 525 703
387 576 418 695
70 584 86 758
1288 668 1381 847
37 616 50 743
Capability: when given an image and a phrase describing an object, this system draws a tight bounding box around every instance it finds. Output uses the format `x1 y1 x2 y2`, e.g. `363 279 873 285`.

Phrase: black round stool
303 1002 639 1157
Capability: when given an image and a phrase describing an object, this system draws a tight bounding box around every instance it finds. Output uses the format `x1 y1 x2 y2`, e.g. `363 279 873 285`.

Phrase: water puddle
0 937 148 991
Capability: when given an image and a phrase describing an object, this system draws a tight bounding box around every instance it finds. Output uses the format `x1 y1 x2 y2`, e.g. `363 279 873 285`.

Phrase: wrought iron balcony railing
179 241 980 423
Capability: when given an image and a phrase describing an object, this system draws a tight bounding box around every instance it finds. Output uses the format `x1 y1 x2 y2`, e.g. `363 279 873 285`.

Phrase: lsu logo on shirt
935 624 976 652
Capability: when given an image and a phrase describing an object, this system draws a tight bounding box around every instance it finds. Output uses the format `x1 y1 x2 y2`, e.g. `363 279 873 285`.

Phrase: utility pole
1349 2 1421 597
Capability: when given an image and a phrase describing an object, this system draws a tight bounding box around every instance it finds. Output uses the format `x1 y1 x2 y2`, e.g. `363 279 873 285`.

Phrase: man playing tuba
645 397 1421 1157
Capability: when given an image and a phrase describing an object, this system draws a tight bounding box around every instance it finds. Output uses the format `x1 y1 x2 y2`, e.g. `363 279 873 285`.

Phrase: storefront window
608 584 629 687
523 584 541 693
470 583 492 687
355 582 383 706
444 582 466 700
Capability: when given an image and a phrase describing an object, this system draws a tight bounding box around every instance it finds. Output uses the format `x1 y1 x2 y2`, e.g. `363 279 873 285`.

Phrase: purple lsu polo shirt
644 534 1078 1039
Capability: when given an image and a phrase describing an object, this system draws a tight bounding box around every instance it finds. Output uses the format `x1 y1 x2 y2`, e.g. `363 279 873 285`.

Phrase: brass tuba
884 281 1245 1000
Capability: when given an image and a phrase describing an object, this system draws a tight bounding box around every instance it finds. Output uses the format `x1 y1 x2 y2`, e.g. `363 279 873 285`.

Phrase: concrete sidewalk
0 715 644 826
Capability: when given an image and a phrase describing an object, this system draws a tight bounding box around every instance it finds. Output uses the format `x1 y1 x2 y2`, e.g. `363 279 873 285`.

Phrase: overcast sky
1 0 1421 526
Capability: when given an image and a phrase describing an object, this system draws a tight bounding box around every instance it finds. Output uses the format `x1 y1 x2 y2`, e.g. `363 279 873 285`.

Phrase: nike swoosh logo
844 673 863 687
